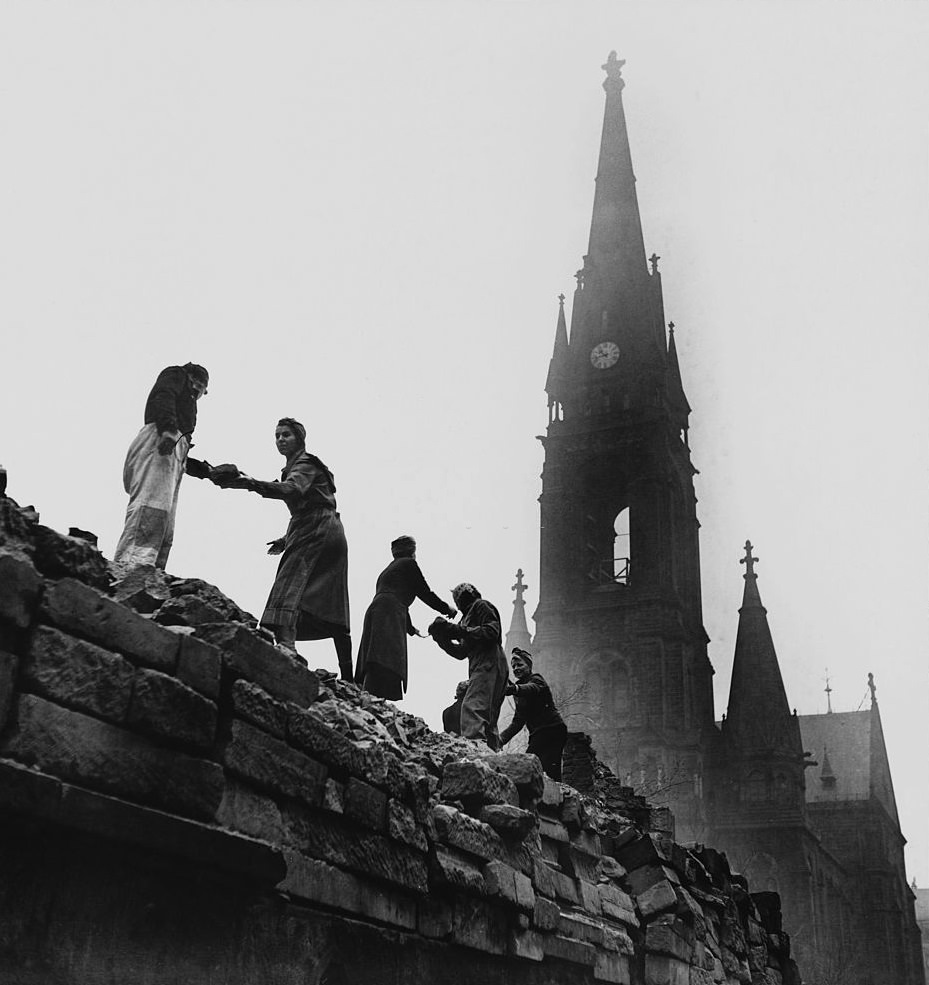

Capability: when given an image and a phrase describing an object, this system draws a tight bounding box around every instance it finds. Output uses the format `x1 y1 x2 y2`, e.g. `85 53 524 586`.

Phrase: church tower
534 53 715 839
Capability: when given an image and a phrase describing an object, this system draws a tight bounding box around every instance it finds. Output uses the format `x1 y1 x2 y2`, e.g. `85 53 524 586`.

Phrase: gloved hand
157 431 180 455
266 538 285 556
185 457 212 480
504 680 518 697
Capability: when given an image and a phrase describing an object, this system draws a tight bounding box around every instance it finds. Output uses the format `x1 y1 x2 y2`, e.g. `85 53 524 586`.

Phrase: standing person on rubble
355 535 457 700
114 362 209 570
219 418 352 680
428 583 508 749
500 647 567 781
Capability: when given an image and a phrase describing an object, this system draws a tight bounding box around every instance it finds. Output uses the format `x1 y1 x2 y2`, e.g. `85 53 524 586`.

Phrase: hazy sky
1 3 927 880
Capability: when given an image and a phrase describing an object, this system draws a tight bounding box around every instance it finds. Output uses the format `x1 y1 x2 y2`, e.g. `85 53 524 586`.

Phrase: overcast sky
1 2 927 881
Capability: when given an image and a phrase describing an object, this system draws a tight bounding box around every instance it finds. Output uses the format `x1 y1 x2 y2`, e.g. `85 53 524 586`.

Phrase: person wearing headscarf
355 536 456 700
428 583 509 749
500 647 567 780
114 362 209 570
441 680 470 735
220 418 352 679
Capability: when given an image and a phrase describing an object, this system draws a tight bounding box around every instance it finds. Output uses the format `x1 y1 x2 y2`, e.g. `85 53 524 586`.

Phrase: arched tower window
613 508 630 584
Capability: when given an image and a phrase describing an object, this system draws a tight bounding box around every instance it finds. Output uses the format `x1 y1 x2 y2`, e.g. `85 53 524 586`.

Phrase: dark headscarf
183 363 209 386
511 646 533 669
391 535 416 557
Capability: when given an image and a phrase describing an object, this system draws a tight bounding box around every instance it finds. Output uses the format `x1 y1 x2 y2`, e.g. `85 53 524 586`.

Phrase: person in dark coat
500 647 567 781
441 680 470 735
355 535 456 700
429 583 509 750
221 418 352 679
114 363 209 570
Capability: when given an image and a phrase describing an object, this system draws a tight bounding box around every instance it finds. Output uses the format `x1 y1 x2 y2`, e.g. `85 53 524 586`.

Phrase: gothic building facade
521 52 924 985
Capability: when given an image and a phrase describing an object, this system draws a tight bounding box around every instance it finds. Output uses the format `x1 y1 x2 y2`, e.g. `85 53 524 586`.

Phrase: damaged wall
0 494 800 985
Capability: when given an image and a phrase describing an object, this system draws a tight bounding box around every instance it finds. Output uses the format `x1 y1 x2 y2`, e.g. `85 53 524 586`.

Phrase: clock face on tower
590 341 620 369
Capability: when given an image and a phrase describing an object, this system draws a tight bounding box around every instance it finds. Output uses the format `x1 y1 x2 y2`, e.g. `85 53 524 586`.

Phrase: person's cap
391 535 416 554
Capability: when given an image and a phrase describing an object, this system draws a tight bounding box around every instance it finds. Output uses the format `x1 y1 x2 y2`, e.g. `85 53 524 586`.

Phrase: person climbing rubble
500 647 567 780
428 583 509 749
114 362 209 570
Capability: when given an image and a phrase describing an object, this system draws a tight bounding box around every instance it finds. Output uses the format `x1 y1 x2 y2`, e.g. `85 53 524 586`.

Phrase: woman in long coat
355 535 455 700
225 418 352 679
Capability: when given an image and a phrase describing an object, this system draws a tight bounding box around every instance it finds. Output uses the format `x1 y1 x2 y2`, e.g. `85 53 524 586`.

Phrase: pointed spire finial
649 253 661 275
512 568 528 604
558 293 565 306
668 320 675 335
740 540 759 577
602 51 626 91
868 672 877 704
824 669 833 714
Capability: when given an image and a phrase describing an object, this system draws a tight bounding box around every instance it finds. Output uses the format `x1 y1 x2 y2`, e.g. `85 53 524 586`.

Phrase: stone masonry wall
0 494 801 984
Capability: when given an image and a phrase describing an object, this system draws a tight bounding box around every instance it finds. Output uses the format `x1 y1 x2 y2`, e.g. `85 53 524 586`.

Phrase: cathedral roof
799 695 899 824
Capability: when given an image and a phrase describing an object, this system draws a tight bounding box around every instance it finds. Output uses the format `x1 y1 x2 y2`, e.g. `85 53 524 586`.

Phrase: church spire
545 294 569 422
504 568 533 655
585 51 648 295
724 541 795 752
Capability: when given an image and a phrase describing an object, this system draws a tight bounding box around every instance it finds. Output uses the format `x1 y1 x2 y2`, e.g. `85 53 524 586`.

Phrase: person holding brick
114 362 209 570
428 583 508 750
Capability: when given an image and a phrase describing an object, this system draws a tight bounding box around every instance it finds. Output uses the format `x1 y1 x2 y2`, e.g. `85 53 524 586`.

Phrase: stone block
0 650 17 733
509 928 544 961
344 776 388 831
542 934 597 966
478 803 538 840
558 910 605 945
22 626 134 723
323 778 345 814
644 954 691 985
615 831 675 873
595 952 633 984
451 898 508 954
577 877 603 916
359 743 407 798
599 855 628 880
222 719 326 807
600 883 637 925
532 856 580 905
176 634 221 701
533 895 561 930
646 915 695 961
541 774 563 808
32 524 111 591
514 868 536 912
42 579 179 670
279 851 416 930
441 758 519 808
196 623 318 706
1 693 223 820
573 828 602 856
287 705 367 778
0 554 41 629
432 803 507 862
602 926 636 955
417 898 455 938
539 815 570 843
231 679 288 738
628 863 681 896
475 751 544 803
430 846 486 895
128 667 217 751
388 798 428 851
638 878 679 920
281 804 429 893
560 788 586 828
562 843 602 884
483 859 520 907
217 779 285 842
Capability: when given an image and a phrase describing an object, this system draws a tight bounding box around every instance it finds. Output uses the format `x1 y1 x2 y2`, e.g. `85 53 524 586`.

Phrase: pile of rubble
0 489 801 984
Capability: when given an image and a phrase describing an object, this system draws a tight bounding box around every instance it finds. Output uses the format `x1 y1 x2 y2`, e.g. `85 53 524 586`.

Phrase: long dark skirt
356 591 408 699
261 508 350 640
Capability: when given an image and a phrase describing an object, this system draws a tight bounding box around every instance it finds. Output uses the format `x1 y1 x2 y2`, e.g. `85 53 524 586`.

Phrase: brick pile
0 491 801 984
